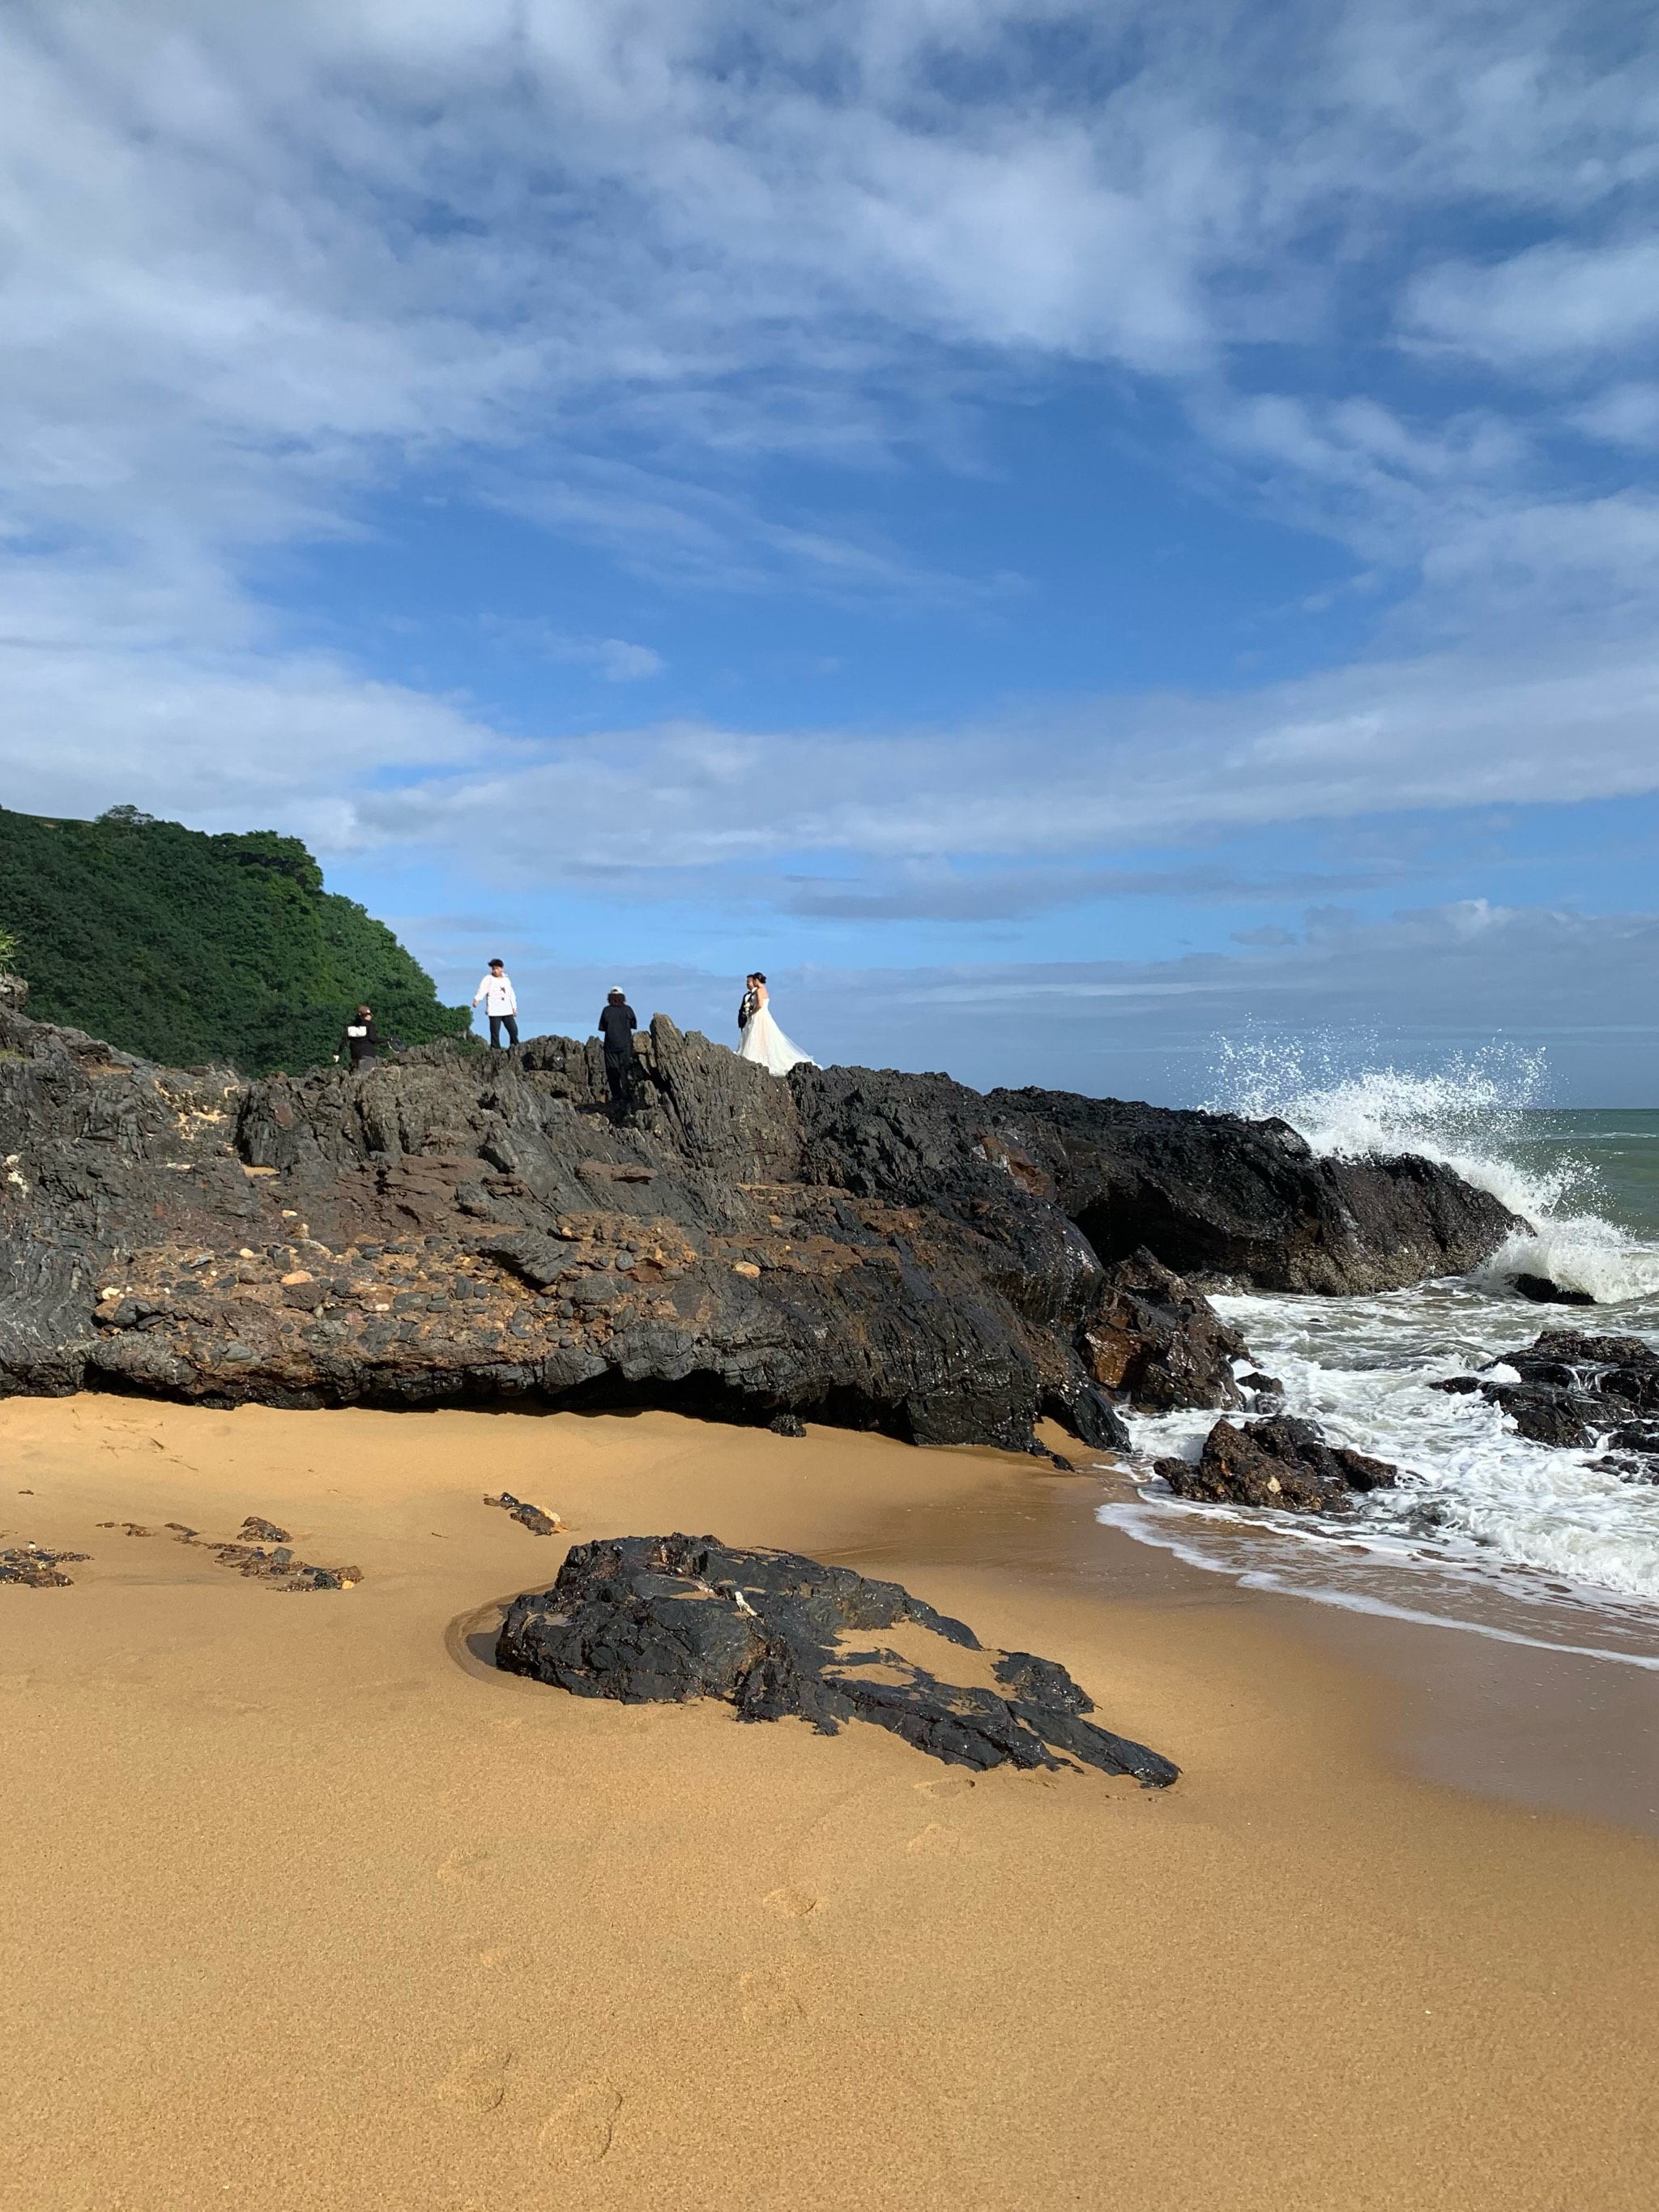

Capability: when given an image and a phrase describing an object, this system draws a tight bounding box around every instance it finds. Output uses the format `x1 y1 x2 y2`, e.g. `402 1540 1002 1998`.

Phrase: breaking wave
1205 1032 1659 1305
1093 1034 1659 1650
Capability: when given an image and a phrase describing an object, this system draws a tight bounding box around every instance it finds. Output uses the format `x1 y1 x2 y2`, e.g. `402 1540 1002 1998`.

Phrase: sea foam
1102 1038 1659 1650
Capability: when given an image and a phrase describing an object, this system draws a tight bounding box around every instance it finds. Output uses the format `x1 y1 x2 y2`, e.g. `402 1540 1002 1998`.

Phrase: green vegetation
0 803 472 1074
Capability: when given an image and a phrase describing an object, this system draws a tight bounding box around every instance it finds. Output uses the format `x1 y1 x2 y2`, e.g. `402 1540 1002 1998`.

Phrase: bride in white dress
737 971 816 1075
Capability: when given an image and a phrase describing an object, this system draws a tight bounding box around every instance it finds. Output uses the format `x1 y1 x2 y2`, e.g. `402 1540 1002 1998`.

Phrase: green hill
0 803 472 1074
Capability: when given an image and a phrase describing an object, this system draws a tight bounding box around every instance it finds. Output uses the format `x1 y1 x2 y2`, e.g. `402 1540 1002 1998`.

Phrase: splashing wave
1205 1032 1659 1303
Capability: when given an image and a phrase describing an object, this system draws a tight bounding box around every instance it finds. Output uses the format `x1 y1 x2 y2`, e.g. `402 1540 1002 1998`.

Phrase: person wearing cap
336 1004 382 1070
473 959 519 1051
597 986 638 1109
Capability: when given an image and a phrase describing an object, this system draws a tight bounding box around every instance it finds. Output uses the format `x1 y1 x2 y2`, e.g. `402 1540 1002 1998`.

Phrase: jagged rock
1156 1415 1401 1513
0 991 1520 1451
768 1411 806 1437
1482 1386 1593 1449
1435 1330 1659 1464
799 1070 1525 1294
239 1515 291 1543
496 1535 1179 1783
485 1491 565 1535
1079 1249 1246 1411
1069 1386 1132 1453
1512 1273 1597 1307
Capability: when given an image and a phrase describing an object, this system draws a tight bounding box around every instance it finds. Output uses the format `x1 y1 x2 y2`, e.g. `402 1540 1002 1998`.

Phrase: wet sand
2 1393 1655 2211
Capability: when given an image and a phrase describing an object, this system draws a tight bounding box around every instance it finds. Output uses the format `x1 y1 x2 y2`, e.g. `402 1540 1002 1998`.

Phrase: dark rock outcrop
1080 1249 1246 1411
0 991 1522 1450
1156 1415 1401 1514
1436 1330 1659 1471
799 1069 1525 1294
496 1534 1179 1783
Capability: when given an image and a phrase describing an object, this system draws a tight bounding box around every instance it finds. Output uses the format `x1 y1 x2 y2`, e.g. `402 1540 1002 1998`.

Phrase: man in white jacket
473 959 519 1050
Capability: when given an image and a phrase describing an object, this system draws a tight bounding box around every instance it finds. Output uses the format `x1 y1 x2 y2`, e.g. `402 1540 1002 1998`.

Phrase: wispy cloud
2 0 1657 1091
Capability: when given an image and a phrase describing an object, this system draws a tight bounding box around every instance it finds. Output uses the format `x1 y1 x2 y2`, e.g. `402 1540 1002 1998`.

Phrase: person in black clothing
337 1005 381 1070
597 986 637 1108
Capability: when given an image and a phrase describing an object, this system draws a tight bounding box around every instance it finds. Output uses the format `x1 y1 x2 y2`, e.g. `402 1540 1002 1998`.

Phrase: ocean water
1098 1053 1659 1670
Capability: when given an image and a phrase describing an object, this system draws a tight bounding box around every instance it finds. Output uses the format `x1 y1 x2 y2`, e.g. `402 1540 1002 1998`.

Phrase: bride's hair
751 971 766 984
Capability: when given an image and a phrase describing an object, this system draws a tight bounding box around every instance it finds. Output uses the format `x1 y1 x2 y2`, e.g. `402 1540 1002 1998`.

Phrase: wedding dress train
738 1001 816 1076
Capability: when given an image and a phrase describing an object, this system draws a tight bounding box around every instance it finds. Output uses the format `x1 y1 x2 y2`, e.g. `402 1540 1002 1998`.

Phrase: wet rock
1239 1371 1283 1395
1079 1249 1246 1412
1512 1273 1597 1307
1068 1386 1132 1453
1432 1331 1659 1457
0 1543 89 1586
484 1491 565 1536
497 1535 1179 1784
1156 1415 1401 1514
1482 1385 1593 1449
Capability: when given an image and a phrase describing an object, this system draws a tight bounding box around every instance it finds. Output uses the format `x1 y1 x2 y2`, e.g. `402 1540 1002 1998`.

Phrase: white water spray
1205 1031 1659 1303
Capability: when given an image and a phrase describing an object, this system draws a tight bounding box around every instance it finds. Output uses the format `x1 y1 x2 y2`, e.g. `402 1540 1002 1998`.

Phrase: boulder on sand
496 1534 1179 1783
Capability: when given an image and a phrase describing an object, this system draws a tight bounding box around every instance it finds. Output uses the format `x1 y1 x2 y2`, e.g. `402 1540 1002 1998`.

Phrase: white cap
608 984 625 995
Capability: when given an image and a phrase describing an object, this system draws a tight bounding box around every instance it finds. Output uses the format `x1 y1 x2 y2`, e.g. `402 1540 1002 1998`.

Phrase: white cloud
331 632 1659 876
2 0 1658 941
1405 241 1659 367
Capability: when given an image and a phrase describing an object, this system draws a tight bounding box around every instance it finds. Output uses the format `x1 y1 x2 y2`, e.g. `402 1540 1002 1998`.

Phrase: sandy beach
2 1393 1655 2212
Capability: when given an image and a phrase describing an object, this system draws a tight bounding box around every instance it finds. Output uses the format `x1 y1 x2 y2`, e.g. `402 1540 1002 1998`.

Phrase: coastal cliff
0 987 1523 1449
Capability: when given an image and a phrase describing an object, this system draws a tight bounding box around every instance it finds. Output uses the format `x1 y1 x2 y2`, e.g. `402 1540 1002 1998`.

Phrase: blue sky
3 2 1658 1099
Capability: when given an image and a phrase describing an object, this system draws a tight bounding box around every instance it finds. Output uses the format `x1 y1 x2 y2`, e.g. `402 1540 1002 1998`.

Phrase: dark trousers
488 1013 519 1049
604 1052 632 1104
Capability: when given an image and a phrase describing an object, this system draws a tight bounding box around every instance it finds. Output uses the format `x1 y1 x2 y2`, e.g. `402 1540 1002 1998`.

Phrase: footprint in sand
437 1847 494 1887
437 2043 514 2114
739 1969 807 2027
915 1775 975 1800
476 1945 514 1968
906 1822 963 1859
539 2082 623 2165
762 1885 818 1919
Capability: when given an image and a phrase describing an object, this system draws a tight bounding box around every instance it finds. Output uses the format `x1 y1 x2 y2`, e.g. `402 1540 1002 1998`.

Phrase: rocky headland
0 979 1524 1451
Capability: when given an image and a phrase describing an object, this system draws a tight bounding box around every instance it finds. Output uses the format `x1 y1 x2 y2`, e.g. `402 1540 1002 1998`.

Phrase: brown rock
1156 1415 1401 1514
1081 1249 1246 1411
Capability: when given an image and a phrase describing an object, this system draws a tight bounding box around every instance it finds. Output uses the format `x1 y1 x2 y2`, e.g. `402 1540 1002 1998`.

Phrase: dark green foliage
0 804 472 1074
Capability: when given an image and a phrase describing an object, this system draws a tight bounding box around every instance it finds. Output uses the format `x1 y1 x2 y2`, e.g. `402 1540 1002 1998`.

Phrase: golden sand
2 1393 1654 2210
